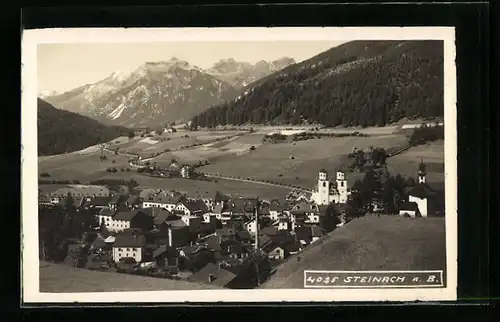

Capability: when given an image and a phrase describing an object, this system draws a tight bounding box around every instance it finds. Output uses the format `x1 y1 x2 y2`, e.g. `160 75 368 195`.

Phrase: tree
319 203 341 233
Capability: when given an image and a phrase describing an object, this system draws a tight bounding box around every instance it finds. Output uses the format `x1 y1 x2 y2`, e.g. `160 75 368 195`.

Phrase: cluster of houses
39 162 444 288
39 183 339 288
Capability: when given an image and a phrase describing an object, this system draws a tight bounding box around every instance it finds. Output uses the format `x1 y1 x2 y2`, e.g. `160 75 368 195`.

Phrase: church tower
317 169 330 205
418 159 427 184
336 171 348 203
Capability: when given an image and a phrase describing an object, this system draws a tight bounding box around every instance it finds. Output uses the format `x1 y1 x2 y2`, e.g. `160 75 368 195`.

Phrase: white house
175 199 209 217
310 170 351 205
142 191 185 212
112 234 147 263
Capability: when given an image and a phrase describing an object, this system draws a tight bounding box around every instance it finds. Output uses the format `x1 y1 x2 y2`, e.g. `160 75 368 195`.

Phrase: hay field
200 134 408 188
38 150 132 181
106 173 292 199
39 261 219 292
107 131 247 158
150 134 266 167
387 140 445 182
261 215 447 289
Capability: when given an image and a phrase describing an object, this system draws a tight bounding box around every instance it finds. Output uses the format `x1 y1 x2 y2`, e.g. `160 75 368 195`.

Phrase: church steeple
418 159 427 183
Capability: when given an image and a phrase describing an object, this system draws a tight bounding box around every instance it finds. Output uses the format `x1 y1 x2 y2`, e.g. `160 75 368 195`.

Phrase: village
38 152 445 289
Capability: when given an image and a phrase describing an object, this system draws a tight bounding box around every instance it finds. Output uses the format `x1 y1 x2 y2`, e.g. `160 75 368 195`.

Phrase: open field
386 140 444 182
39 261 219 292
106 130 247 158
150 133 266 167
199 134 409 188
38 150 132 181
261 215 447 289
104 173 293 199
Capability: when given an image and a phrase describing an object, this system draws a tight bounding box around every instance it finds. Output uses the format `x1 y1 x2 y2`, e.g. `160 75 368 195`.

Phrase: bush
40 172 51 177
250 145 256 151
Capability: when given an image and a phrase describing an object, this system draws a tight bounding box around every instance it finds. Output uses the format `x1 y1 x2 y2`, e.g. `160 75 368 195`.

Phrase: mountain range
38 98 129 156
41 57 296 128
192 40 444 128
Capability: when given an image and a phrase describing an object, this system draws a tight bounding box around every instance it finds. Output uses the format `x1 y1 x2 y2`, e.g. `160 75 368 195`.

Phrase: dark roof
283 241 302 253
399 202 420 212
113 234 147 248
152 245 177 258
99 207 117 217
153 209 173 225
200 234 222 252
311 225 323 238
408 183 436 199
166 218 187 228
109 194 123 205
236 230 252 241
294 227 312 243
113 209 146 221
260 226 279 236
89 196 112 206
189 263 237 287
92 237 107 248
214 192 231 203
182 199 209 213
126 195 141 204
146 193 185 204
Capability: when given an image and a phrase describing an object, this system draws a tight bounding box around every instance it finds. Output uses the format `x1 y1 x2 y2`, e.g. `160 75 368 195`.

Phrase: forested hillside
192 40 444 128
38 98 130 156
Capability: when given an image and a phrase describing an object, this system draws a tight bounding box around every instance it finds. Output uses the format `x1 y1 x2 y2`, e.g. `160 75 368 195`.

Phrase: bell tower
418 159 427 184
336 171 348 203
318 169 330 205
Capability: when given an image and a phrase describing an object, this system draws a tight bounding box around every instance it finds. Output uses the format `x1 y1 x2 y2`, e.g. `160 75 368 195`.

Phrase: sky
37 41 345 94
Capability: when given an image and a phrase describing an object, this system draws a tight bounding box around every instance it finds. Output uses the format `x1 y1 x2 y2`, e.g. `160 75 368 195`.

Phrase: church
402 160 445 217
310 169 351 206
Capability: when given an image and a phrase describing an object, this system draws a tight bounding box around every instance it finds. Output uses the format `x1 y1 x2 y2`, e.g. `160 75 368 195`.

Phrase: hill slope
261 215 446 289
192 40 444 128
38 98 130 156
44 58 239 128
39 261 220 292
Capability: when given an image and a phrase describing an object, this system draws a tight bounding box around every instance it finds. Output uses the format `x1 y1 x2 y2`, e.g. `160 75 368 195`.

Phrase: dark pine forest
191 40 444 128
38 98 130 156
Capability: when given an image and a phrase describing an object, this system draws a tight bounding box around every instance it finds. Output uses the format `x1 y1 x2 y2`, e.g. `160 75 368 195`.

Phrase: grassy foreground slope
39 261 220 292
261 215 446 289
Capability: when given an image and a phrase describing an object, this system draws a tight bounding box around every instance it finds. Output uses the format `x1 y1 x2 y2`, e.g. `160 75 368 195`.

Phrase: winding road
102 133 412 194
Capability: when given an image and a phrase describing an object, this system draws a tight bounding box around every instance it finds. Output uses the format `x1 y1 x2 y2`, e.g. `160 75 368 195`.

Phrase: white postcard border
21 27 457 303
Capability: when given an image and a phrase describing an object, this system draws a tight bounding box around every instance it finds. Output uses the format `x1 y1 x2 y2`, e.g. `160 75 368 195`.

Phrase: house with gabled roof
100 209 153 233
189 262 238 288
112 233 147 263
175 199 209 217
152 244 179 273
85 196 112 211
142 191 186 212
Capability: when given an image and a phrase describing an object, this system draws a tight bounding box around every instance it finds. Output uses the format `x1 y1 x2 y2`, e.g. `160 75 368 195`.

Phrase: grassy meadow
261 215 447 289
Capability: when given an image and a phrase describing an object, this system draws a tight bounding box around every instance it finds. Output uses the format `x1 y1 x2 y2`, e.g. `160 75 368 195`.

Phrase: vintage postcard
21 27 457 303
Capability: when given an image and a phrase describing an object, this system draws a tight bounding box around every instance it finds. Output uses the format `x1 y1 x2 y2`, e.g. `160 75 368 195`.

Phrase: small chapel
310 169 351 206
402 160 445 217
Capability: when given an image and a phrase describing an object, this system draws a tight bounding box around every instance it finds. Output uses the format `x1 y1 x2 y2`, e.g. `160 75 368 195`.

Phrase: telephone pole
254 198 261 287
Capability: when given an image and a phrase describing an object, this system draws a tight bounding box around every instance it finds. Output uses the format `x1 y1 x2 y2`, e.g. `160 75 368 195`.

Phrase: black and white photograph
21 27 457 303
